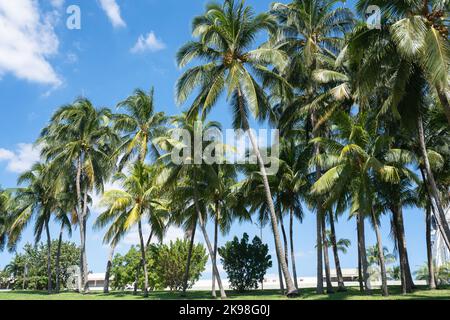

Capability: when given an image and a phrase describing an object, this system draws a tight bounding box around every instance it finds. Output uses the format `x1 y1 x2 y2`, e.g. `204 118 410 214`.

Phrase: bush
111 240 207 292
111 245 164 291
2 241 80 290
219 233 272 292
155 239 207 291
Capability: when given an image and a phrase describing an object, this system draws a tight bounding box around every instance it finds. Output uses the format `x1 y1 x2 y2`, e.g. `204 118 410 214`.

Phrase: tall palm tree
271 0 354 293
157 113 229 298
97 163 167 297
350 0 450 251
40 99 118 292
11 163 58 293
312 111 418 294
208 164 250 298
114 88 167 167
175 0 298 296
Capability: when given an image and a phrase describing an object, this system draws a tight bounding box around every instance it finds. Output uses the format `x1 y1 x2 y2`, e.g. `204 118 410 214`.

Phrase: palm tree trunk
371 209 389 296
182 222 197 295
279 214 289 268
357 213 372 294
316 212 324 294
278 261 285 294
392 206 414 293
138 219 149 298
289 209 299 289
197 209 226 299
104 242 116 294
426 205 437 290
145 230 154 249
312 120 324 295
55 223 64 293
212 205 220 298
75 157 86 293
329 212 345 292
417 114 450 250
322 217 334 294
81 193 89 293
237 88 296 296
192 185 226 299
436 89 450 125
45 219 52 294
357 240 364 292
134 263 140 295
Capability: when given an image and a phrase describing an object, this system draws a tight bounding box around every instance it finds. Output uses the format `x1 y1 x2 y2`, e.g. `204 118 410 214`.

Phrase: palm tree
356 0 449 123
158 113 229 298
208 164 250 297
11 163 58 293
40 99 118 292
350 0 450 252
0 189 14 252
271 0 354 294
175 0 298 296
97 163 167 297
114 88 167 167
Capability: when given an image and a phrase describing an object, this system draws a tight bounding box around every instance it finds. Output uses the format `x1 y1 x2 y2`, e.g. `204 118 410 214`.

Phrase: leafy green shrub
219 233 272 292
3 241 80 290
111 240 207 292
155 239 207 291
111 245 163 291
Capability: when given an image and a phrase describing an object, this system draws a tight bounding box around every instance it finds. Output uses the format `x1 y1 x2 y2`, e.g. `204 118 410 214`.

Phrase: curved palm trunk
371 210 388 296
55 223 64 293
193 187 226 299
278 261 285 294
138 219 149 297
212 206 220 298
237 89 296 297
436 89 450 125
329 212 345 291
426 205 437 290
392 206 414 293
321 217 334 294
417 114 450 250
145 230 154 249
289 209 299 289
182 222 197 295
45 220 53 294
197 210 226 299
357 213 371 294
104 242 116 294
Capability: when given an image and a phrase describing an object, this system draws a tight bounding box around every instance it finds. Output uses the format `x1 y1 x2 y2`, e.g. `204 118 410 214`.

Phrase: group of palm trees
0 0 449 299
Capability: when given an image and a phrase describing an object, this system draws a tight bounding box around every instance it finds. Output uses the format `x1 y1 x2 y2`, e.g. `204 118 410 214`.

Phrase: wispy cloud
50 0 65 9
131 32 166 54
98 0 126 28
0 143 41 173
0 0 61 86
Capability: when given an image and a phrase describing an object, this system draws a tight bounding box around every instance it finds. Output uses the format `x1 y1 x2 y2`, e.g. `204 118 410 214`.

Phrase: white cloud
98 0 126 28
131 32 166 54
50 0 65 9
0 143 41 173
0 0 61 85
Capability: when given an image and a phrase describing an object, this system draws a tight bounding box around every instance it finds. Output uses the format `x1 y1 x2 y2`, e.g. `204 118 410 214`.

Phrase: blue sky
0 0 427 280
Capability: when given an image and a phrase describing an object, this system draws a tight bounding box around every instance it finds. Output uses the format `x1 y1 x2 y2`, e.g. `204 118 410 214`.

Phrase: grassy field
0 286 449 300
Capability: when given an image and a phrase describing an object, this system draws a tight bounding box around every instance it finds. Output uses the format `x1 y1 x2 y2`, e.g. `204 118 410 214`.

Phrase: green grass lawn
0 286 449 300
